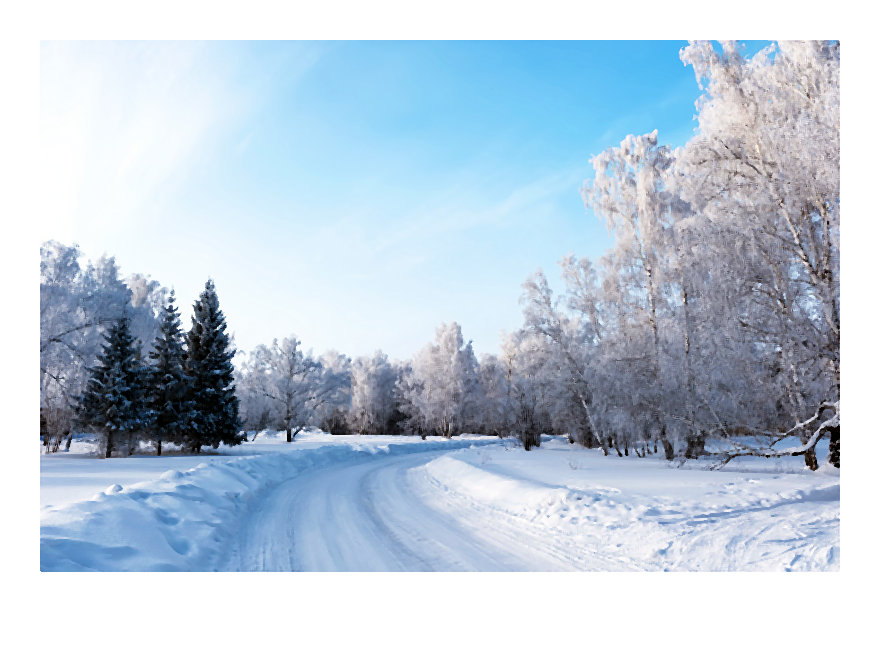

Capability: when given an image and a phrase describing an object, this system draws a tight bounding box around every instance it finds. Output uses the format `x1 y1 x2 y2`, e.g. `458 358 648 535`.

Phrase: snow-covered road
224 450 565 571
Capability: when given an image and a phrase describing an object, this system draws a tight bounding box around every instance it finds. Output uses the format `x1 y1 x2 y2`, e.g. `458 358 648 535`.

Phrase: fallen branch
708 401 839 469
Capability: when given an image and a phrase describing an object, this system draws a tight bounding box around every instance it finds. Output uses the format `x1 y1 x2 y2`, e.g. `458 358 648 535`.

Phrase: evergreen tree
147 290 194 455
76 313 149 458
129 338 153 455
185 280 243 452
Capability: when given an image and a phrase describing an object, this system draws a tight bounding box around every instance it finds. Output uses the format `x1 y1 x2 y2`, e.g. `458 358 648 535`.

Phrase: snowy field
40 431 839 571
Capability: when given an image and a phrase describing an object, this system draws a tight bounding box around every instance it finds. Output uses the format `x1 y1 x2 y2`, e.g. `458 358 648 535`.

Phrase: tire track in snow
224 449 607 571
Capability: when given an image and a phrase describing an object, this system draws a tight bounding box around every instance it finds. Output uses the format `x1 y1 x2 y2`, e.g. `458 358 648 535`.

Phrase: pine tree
147 290 194 456
185 280 243 452
76 313 149 458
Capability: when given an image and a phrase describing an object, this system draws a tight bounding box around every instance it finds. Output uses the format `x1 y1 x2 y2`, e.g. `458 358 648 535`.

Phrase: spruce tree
129 338 153 455
185 280 243 452
76 313 149 458
147 290 194 456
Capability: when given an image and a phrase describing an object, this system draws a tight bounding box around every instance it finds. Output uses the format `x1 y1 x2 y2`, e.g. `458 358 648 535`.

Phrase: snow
40 433 839 571
420 437 839 571
40 431 498 571
41 441 237 509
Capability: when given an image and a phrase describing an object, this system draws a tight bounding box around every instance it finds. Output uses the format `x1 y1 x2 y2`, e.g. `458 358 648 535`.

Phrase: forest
40 41 840 470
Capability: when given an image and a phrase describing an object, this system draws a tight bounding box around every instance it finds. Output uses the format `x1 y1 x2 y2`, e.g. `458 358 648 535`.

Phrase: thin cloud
40 41 320 240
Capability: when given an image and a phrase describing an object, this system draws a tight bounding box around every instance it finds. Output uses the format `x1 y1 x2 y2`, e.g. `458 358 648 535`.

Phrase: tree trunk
828 425 840 468
800 432 819 471
521 429 539 451
286 427 292 443
660 434 674 461
64 432 73 451
105 430 114 459
685 433 706 459
804 448 818 471
157 439 162 456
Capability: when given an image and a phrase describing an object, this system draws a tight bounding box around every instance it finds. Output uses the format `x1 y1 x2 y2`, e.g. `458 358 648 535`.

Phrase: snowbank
420 443 840 571
40 436 495 571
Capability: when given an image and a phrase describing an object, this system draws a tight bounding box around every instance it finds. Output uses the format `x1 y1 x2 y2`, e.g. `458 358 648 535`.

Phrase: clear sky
40 40 741 361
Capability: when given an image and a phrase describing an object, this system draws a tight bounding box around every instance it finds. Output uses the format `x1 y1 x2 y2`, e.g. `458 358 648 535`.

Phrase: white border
6 2 871 659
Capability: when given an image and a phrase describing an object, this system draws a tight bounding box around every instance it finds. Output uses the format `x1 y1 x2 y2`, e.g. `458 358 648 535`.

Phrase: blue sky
40 40 740 360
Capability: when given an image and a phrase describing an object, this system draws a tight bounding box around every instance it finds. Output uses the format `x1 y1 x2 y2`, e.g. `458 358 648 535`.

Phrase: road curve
221 449 575 571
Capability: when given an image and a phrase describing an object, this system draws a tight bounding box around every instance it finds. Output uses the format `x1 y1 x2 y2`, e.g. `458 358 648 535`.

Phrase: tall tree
585 130 681 459
185 280 243 452
147 291 194 455
76 313 149 458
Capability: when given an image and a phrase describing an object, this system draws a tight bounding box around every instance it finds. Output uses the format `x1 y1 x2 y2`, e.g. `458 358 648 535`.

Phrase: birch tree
400 323 483 438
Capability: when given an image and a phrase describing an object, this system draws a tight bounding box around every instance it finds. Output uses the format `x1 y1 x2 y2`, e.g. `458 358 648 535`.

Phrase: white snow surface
40 433 839 571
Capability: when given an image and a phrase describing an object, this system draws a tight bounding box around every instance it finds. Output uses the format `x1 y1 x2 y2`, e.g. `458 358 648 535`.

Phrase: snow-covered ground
40 430 398 509
40 433 839 571
419 438 839 570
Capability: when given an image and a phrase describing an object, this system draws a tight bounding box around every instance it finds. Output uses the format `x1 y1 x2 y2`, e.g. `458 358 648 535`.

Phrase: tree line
40 41 839 468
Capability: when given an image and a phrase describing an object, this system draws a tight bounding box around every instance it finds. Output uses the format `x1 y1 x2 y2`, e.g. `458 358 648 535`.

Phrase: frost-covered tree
349 351 400 435
40 242 87 451
499 332 556 451
521 264 603 450
76 313 150 458
477 353 514 438
127 273 166 349
245 336 336 441
184 280 243 451
40 242 160 452
400 323 484 438
583 130 683 459
314 350 353 435
236 353 275 441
